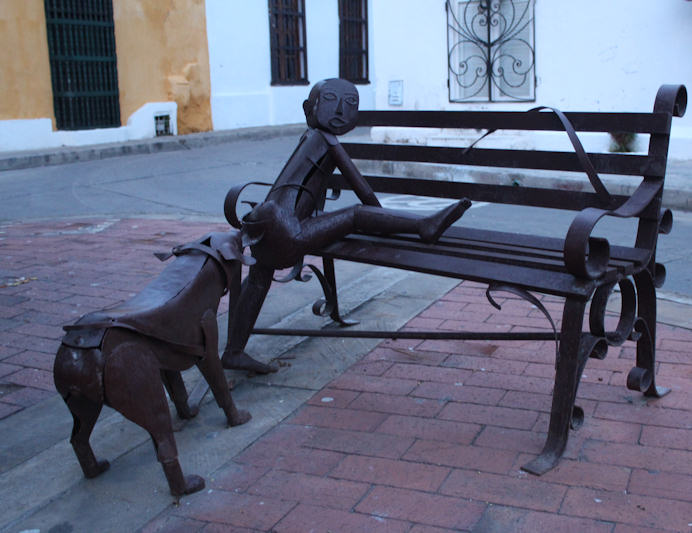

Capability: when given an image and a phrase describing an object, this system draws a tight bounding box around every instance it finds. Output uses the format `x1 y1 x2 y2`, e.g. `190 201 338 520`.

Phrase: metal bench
255 84 687 474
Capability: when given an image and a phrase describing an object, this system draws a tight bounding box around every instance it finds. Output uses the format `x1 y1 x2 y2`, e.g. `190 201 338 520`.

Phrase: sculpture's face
304 79 359 135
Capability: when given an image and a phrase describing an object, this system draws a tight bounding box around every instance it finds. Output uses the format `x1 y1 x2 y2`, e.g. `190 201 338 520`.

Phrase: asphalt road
1 132 690 297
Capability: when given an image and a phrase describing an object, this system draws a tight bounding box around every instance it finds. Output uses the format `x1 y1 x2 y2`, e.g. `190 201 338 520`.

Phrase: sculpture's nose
336 98 343 115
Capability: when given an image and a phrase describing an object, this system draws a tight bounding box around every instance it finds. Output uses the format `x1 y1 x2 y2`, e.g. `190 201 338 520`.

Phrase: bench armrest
563 178 665 279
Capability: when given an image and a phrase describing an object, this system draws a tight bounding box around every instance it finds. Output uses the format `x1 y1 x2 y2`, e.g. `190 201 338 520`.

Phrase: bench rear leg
522 297 588 475
320 257 358 326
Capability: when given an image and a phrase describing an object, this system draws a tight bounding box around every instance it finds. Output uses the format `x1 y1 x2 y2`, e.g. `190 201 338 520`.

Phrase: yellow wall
0 1 55 122
0 0 212 134
114 0 212 134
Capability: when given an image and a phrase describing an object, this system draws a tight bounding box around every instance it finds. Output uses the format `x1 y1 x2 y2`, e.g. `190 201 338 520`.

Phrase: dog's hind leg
64 392 111 478
198 310 251 426
54 345 110 478
160 369 199 419
104 335 204 496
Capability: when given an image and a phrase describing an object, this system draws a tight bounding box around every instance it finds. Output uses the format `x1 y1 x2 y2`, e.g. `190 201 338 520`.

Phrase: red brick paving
2 218 691 531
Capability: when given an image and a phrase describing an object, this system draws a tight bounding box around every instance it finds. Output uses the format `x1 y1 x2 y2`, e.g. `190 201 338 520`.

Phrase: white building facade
205 0 691 158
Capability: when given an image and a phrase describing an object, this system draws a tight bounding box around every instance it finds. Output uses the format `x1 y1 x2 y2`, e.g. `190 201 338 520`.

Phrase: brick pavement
1 217 691 532
0 217 232 417
142 292 690 531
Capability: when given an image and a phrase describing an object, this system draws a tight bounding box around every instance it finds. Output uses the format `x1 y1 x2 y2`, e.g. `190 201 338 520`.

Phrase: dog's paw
182 474 205 495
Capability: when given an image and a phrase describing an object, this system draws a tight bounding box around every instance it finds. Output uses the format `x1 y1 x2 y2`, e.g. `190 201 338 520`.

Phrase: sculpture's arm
325 135 381 208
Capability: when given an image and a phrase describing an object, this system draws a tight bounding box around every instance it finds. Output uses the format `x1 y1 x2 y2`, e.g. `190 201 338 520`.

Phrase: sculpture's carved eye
345 95 358 106
323 92 337 101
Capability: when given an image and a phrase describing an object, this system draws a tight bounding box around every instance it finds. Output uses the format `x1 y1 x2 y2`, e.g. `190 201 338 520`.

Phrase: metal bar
327 174 632 211
342 143 664 178
355 110 671 134
252 327 559 341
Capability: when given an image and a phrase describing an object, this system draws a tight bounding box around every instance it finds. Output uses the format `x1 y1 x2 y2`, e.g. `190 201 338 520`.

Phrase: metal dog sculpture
53 230 252 497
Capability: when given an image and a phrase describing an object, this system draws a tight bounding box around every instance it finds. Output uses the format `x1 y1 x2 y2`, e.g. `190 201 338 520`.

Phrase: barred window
339 0 369 84
44 0 121 130
269 0 308 85
447 0 535 102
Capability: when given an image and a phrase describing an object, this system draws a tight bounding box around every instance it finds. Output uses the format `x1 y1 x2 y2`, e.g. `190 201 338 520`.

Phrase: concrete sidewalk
0 216 690 533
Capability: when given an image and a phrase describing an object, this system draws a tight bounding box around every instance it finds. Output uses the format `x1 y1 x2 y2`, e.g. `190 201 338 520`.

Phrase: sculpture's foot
84 458 110 479
420 198 472 243
221 350 277 375
231 409 252 427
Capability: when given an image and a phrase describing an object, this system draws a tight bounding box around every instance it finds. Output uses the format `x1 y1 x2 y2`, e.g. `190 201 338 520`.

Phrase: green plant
609 131 637 152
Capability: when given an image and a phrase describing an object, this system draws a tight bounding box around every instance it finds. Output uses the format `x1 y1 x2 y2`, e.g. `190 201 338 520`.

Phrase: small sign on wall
388 80 404 106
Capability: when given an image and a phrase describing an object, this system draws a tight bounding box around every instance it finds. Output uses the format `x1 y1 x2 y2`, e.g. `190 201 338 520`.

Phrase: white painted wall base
0 102 177 153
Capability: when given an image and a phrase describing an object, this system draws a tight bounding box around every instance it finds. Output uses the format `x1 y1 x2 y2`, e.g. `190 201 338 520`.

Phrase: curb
0 123 306 172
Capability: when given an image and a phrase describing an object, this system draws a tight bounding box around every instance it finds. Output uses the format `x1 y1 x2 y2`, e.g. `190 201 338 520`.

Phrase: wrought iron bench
256 84 687 475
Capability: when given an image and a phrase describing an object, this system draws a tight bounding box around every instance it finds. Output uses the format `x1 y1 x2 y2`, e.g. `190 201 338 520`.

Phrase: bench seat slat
342 230 648 275
319 237 603 298
343 143 665 178
442 226 651 265
317 227 650 299
356 110 672 134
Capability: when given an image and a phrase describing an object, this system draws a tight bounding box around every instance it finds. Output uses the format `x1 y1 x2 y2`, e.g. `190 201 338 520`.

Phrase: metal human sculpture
54 231 252 497
222 78 472 374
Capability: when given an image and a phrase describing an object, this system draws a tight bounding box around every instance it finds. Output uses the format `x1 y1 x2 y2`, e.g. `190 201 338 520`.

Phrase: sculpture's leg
199 310 251 426
104 338 204 496
631 270 670 397
63 392 110 478
522 297 588 475
222 264 278 374
354 199 471 243
160 369 199 419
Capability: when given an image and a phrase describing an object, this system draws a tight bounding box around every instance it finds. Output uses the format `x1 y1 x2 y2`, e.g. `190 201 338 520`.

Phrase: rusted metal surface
251 83 687 474
54 231 251 497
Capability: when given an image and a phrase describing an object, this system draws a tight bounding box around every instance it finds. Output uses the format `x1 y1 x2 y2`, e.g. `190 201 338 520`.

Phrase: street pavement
0 129 691 532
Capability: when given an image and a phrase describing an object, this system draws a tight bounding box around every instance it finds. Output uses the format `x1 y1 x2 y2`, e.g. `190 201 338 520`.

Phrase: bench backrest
333 85 686 216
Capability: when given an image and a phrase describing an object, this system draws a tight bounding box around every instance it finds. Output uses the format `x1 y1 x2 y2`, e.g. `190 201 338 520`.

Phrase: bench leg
630 271 670 398
317 257 358 327
522 297 589 475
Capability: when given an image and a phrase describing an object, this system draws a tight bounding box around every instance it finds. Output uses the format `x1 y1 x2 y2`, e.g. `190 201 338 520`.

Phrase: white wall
205 0 374 130
369 0 692 157
0 102 177 152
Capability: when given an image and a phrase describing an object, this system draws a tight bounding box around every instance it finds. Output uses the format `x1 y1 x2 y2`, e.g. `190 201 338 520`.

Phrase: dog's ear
210 230 256 266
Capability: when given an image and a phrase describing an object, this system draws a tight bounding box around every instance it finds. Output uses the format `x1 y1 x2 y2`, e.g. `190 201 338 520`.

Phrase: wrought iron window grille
44 0 121 130
269 0 309 85
155 115 171 137
446 0 536 102
339 0 369 84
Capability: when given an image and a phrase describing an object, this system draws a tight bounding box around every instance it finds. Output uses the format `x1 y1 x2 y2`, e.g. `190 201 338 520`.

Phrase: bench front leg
522 297 596 475
630 270 670 398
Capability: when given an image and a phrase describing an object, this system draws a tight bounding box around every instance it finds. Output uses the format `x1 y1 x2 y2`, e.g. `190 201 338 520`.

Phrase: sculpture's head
303 78 359 135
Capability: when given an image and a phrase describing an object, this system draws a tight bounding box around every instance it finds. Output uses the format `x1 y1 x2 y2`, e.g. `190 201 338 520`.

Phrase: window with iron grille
447 0 535 102
44 0 121 130
268 0 308 85
339 0 368 84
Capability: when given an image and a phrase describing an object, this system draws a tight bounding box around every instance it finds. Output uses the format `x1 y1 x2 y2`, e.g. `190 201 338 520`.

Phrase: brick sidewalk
141 284 692 532
0 218 231 418
1 218 691 531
